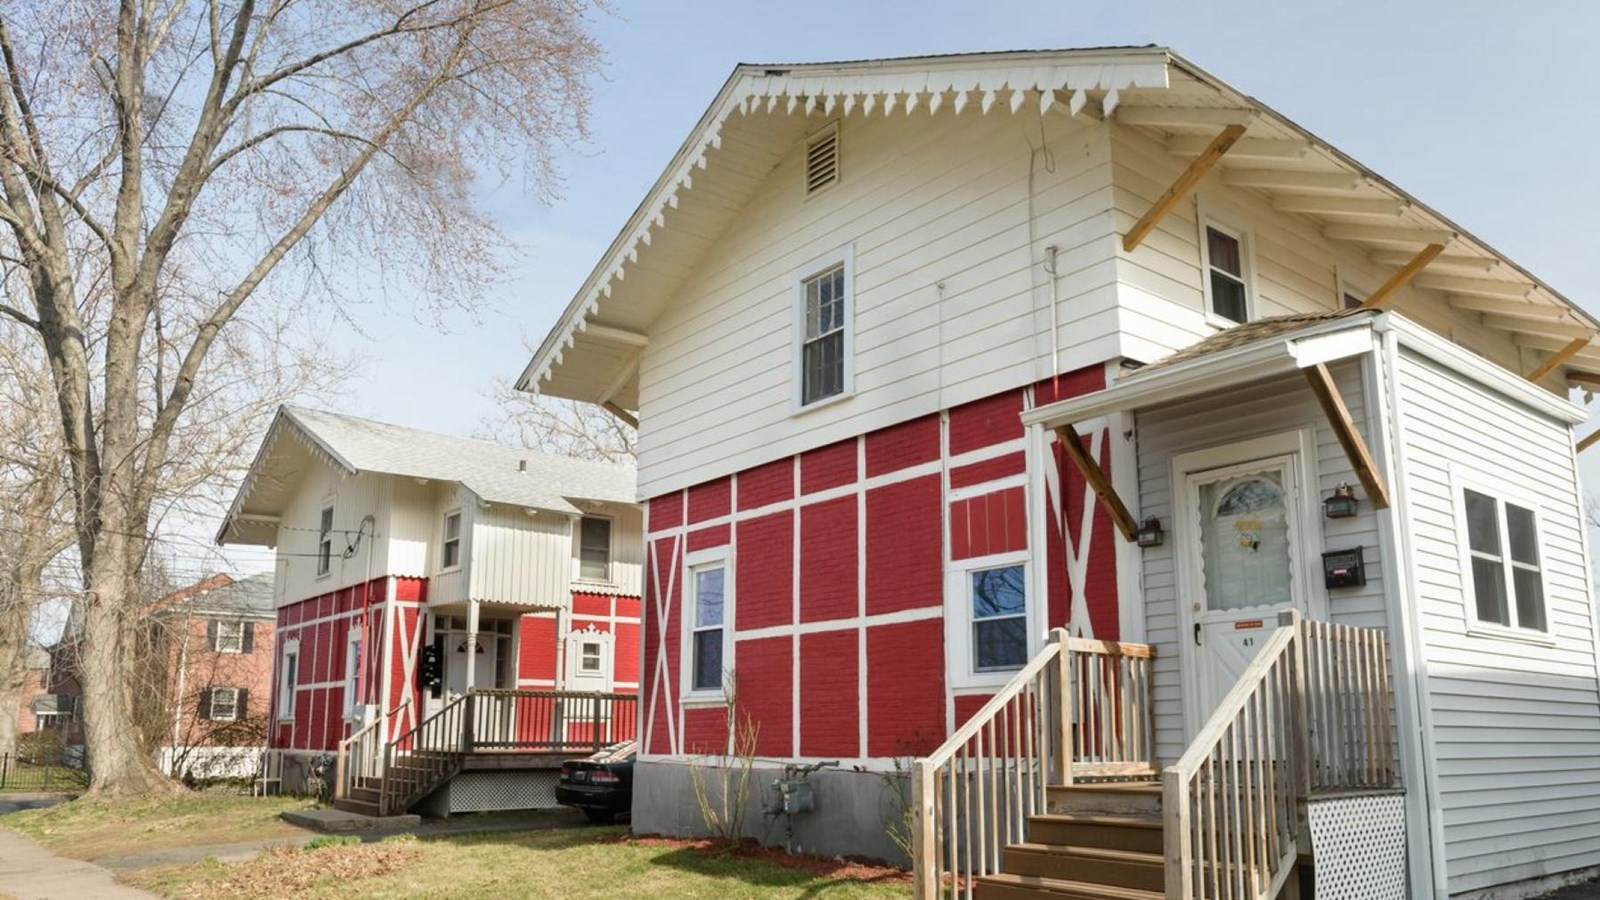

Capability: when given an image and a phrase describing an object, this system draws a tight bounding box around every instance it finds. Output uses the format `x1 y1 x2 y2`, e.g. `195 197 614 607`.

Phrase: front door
1179 444 1313 726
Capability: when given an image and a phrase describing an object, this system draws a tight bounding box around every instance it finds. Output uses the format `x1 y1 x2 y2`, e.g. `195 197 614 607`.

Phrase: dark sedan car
555 742 636 823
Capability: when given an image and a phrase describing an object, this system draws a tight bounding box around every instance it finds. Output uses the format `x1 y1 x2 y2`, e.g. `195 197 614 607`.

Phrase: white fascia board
1380 315 1588 425
1022 317 1377 429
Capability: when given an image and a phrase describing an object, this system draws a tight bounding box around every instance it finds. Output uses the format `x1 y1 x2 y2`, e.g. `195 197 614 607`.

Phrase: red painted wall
639 369 1122 762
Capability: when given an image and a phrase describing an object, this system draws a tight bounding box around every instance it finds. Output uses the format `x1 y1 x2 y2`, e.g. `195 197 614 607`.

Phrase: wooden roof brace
1303 364 1391 510
1578 428 1600 454
1360 243 1445 310
1123 123 1246 252
1053 424 1140 542
1525 337 1590 383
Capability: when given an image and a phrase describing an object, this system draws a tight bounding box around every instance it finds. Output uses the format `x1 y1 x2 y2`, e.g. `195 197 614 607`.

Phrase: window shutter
242 622 254 653
206 619 218 651
198 690 213 720
236 688 249 717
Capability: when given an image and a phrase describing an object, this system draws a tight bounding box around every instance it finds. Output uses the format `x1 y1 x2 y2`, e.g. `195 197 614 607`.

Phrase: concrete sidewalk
0 828 157 899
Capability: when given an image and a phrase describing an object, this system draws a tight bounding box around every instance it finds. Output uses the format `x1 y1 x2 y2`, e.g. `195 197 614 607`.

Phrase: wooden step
973 872 1161 900
346 786 380 804
1026 814 1164 854
1047 781 1163 817
1002 843 1164 892
333 797 381 816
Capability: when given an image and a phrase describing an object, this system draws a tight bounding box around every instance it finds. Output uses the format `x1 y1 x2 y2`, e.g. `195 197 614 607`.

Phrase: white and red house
522 48 1600 898
218 407 642 792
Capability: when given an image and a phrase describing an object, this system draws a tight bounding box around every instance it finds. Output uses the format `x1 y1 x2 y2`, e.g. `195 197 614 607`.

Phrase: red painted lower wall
639 368 1122 761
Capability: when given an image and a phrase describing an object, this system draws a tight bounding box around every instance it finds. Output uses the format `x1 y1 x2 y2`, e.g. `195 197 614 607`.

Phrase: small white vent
804 123 839 196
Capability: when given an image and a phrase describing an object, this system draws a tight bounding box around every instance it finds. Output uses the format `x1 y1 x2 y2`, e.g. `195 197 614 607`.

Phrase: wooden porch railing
910 630 1157 900
377 688 639 816
1163 612 1396 900
335 699 408 802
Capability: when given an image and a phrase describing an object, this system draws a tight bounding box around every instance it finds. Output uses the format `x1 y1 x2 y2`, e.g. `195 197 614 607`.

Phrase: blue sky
204 0 1600 578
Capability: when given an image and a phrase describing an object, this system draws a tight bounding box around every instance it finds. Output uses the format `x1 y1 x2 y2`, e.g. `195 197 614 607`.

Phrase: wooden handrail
335 698 409 801
912 629 1156 900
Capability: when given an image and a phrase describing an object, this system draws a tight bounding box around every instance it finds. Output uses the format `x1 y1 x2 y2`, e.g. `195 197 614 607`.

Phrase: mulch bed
613 834 911 883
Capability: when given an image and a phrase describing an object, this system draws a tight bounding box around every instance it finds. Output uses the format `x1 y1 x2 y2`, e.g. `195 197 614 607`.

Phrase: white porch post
465 598 480 694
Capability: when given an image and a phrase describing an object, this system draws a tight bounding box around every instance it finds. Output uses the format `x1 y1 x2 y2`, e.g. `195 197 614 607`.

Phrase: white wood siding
424 484 474 607
273 465 390 605
635 110 1120 498
568 505 644 598
1392 348 1600 894
1107 123 1525 371
1135 360 1388 763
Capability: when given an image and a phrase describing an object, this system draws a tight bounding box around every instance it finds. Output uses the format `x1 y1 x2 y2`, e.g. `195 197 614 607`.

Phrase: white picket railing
334 699 408 801
910 629 1156 900
1164 612 1396 900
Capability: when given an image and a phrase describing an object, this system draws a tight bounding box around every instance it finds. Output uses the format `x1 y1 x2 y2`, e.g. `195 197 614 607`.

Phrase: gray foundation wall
631 760 910 866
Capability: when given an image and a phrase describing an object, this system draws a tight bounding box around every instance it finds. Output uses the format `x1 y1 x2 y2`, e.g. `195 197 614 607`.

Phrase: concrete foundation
630 760 910 866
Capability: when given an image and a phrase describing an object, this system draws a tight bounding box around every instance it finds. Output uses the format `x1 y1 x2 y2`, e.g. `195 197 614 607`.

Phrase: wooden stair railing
335 699 409 802
380 692 470 816
1163 612 1397 900
911 629 1157 900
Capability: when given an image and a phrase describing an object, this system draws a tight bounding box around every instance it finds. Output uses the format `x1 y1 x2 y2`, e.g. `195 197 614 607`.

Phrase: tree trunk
79 552 176 795
0 566 42 762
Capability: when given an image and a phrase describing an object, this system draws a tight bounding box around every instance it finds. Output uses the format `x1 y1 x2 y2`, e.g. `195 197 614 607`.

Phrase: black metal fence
0 750 90 792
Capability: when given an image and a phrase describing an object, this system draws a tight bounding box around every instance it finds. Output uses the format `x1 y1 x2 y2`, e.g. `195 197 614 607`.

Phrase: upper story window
209 620 251 654
794 246 854 409
316 505 334 577
1200 218 1252 325
442 510 462 570
1462 487 1547 633
578 516 612 581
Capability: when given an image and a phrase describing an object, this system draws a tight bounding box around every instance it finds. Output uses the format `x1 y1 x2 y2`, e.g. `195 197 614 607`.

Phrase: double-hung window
948 553 1031 688
211 620 245 653
1201 218 1251 324
278 645 299 718
580 641 603 674
794 246 853 409
685 554 729 696
316 505 334 577
206 687 241 722
441 511 462 570
1462 487 1547 632
344 629 363 718
578 516 611 581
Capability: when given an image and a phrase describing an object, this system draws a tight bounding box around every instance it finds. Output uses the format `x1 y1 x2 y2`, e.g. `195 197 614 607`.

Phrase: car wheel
583 808 617 824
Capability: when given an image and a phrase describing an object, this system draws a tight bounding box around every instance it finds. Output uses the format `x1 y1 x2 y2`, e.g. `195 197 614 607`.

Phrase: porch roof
1021 310 1380 429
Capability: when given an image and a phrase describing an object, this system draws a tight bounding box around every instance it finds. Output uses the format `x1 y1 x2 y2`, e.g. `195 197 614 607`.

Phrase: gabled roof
149 573 276 620
218 406 637 546
520 46 1598 409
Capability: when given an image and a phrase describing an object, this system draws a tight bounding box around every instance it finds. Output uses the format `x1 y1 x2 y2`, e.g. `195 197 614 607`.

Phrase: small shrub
305 834 360 850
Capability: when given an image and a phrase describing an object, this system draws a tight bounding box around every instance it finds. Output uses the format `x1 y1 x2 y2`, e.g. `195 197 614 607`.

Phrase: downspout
1374 320 1447 899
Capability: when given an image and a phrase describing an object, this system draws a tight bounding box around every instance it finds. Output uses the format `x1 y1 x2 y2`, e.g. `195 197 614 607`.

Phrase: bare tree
481 375 636 463
0 1 601 794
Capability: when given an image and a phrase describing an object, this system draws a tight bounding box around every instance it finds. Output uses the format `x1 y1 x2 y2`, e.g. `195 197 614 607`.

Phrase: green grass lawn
6 792 315 862
128 829 911 899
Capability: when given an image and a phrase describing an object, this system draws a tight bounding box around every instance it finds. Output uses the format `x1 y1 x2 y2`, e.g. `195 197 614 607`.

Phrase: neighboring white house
522 46 1600 899
217 406 643 803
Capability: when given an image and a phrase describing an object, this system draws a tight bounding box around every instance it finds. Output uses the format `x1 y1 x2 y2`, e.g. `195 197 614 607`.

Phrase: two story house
218 406 642 807
521 47 1600 900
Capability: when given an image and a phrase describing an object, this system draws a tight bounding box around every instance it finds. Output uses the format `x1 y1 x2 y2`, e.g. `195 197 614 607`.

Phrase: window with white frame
441 510 462 570
580 641 603 674
206 687 241 722
343 629 362 718
1201 219 1251 324
795 247 853 408
947 554 1031 688
211 620 245 653
278 646 299 718
1462 488 1547 632
316 505 334 576
685 554 730 696
578 516 611 581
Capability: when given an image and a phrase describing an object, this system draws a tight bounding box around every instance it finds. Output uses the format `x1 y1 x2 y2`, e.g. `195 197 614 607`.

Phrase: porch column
465 598 480 694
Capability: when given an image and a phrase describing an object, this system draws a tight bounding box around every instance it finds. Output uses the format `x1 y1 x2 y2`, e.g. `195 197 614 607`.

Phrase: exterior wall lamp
1136 517 1165 548
1324 483 1360 519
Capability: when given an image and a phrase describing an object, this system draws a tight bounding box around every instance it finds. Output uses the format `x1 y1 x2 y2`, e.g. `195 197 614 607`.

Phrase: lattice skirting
444 771 560 814
1308 793 1407 900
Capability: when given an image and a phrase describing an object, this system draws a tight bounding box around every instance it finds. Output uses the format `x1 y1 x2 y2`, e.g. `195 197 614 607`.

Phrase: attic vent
804 123 839 196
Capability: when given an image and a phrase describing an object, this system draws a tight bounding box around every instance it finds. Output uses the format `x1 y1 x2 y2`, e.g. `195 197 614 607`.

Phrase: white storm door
1183 453 1308 723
